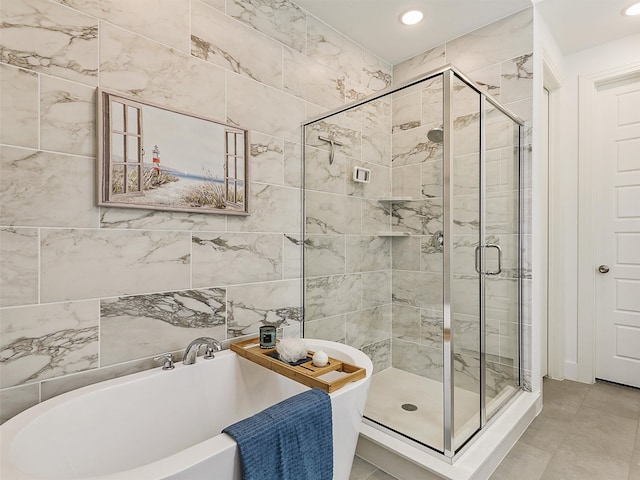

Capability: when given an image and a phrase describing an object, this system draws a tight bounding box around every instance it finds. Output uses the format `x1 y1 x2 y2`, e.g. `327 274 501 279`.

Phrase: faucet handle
204 345 216 360
203 339 222 360
154 352 175 370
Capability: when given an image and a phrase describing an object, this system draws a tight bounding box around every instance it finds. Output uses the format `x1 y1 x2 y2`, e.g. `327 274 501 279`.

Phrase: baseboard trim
563 361 578 381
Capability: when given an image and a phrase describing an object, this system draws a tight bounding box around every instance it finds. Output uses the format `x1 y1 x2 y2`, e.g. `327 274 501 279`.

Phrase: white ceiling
294 0 640 65
535 0 640 54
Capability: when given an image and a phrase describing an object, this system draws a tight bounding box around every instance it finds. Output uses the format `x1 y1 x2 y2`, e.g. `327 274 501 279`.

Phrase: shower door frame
443 68 525 458
301 65 525 462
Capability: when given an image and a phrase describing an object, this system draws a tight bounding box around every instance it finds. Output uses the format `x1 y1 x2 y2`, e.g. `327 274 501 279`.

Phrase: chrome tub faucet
183 337 222 365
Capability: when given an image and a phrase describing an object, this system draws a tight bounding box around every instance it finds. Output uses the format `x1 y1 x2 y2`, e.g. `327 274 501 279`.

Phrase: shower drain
401 403 418 412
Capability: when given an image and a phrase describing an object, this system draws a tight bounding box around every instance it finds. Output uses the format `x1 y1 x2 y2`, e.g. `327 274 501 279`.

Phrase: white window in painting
109 98 144 197
225 129 245 206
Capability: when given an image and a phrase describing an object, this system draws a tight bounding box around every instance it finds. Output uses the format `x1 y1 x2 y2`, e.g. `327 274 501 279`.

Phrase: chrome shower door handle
475 244 502 275
484 244 502 276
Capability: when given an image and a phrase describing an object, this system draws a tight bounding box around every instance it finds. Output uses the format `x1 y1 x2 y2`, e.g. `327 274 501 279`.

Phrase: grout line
188 0 192 52
97 19 101 87
189 231 193 290
37 72 41 150
37 227 41 305
96 298 101 368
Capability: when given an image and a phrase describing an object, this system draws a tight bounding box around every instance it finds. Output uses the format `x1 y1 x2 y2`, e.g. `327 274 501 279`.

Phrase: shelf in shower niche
230 337 366 393
377 197 413 203
377 232 411 237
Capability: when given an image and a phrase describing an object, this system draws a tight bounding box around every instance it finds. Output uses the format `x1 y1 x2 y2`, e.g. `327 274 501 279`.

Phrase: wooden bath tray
230 337 366 393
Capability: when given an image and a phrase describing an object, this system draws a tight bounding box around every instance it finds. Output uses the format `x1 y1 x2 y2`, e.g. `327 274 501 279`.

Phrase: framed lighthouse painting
97 89 249 215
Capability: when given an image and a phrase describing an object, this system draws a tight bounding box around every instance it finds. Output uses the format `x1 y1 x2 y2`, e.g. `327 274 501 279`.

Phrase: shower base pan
364 368 516 451
358 368 539 480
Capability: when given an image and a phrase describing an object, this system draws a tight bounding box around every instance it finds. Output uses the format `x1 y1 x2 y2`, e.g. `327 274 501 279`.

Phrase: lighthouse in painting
152 145 161 173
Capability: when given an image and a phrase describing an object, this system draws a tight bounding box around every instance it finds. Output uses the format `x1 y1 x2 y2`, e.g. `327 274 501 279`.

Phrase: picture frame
96 88 249 215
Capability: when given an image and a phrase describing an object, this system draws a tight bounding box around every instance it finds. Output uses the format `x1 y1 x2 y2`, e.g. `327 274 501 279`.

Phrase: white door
594 75 640 388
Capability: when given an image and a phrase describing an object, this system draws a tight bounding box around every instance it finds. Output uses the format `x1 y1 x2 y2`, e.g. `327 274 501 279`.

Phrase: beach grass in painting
111 167 178 194
183 168 226 208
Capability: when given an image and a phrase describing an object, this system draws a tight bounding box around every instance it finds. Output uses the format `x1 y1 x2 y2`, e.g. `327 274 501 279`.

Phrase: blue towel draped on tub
222 388 333 480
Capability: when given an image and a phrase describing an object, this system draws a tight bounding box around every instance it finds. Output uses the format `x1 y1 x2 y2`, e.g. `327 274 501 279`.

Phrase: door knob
598 265 610 274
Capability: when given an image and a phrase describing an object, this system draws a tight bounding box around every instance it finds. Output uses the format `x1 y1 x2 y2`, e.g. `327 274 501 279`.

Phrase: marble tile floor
350 377 640 480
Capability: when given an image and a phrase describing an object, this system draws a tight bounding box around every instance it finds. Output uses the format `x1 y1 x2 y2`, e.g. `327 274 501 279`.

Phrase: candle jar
259 325 276 349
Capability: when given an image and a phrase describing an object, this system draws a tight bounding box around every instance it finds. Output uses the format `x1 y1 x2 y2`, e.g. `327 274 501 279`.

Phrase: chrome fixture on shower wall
318 135 344 164
427 125 444 143
433 230 444 251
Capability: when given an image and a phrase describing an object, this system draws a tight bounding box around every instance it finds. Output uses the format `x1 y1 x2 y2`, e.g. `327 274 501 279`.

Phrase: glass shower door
482 103 521 419
448 74 521 453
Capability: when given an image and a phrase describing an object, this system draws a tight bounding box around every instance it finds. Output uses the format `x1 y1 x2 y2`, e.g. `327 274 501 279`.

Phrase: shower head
427 125 443 144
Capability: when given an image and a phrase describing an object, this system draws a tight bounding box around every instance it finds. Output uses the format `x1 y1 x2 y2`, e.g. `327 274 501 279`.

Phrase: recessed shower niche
302 65 523 458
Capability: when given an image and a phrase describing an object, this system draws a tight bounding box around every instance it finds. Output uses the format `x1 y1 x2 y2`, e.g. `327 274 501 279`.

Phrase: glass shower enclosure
302 66 522 458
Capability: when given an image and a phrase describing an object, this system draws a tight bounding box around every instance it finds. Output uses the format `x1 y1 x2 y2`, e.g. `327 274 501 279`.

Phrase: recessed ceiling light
401 10 424 26
623 1 640 15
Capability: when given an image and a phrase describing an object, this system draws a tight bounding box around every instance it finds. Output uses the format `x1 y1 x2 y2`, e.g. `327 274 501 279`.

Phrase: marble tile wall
303 89 394 373
389 69 445 370
389 72 446 383
0 0 392 423
390 8 534 392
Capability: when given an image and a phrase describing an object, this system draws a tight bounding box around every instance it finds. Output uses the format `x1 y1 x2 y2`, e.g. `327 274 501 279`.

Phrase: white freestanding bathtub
0 339 372 480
